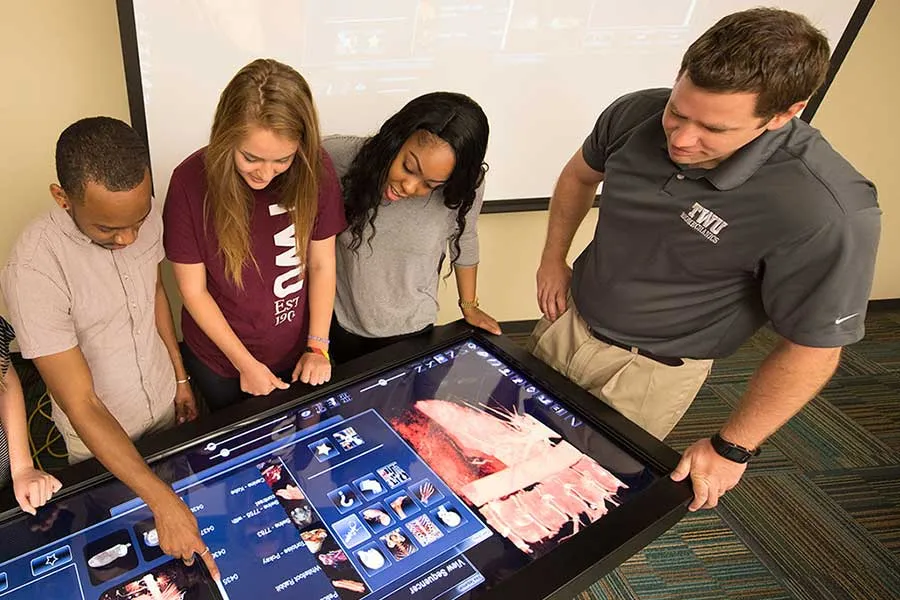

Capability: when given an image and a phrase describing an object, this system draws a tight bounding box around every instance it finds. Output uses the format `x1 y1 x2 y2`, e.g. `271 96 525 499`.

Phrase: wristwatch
710 433 761 464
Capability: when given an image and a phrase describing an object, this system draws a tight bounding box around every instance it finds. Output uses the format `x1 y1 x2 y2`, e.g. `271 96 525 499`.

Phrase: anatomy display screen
0 339 656 600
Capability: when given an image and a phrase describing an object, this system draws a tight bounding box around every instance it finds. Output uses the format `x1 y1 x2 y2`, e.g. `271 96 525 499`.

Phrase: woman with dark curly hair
325 92 501 364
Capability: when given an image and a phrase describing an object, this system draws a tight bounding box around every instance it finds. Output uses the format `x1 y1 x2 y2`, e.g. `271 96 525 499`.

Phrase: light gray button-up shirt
1 200 175 439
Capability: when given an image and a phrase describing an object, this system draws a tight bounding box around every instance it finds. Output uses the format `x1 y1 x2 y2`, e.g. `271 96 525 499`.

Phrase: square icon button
409 479 444 507
328 485 361 514
359 503 393 534
308 438 339 462
356 542 391 574
376 462 410 489
353 473 385 500
332 514 371 549
333 426 364 451
431 503 466 531
386 491 420 520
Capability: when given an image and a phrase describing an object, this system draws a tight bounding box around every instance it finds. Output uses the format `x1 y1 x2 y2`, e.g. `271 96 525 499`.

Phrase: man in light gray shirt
1 117 216 577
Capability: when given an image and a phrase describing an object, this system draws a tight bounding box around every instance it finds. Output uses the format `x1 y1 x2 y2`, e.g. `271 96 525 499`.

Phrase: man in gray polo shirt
531 9 880 511
1 117 216 577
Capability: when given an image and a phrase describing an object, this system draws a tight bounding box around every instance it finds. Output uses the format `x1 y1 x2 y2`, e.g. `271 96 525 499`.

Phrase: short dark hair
55 116 150 201
679 8 830 118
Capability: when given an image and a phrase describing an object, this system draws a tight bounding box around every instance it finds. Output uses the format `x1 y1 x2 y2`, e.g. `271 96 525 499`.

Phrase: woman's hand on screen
462 307 502 336
293 352 332 386
239 359 289 395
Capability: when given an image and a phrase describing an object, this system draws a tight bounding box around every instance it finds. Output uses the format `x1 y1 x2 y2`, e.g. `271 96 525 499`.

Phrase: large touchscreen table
0 331 691 600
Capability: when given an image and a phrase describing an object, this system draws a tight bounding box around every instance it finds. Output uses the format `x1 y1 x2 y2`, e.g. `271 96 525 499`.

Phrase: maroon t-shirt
163 148 346 377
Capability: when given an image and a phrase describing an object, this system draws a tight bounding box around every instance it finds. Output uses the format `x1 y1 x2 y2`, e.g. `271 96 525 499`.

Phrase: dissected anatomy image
391 399 627 555
98 558 221 600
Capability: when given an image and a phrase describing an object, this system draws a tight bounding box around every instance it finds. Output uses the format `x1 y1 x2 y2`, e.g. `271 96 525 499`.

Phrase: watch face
721 446 751 463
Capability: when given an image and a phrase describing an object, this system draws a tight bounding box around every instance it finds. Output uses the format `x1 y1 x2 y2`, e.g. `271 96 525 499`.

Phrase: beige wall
811 0 899 300
0 1 130 315
0 1 896 327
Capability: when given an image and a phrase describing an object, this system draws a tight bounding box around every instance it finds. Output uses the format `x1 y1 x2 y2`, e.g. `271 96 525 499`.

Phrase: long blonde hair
205 58 321 287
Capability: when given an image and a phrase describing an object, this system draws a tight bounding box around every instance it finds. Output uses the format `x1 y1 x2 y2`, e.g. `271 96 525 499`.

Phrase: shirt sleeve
312 149 348 241
0 264 78 359
582 89 669 172
452 182 484 267
582 103 620 172
163 167 205 264
762 207 882 347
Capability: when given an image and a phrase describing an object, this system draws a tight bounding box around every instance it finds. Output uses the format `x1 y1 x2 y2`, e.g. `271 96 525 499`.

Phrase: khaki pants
59 402 177 465
528 300 712 440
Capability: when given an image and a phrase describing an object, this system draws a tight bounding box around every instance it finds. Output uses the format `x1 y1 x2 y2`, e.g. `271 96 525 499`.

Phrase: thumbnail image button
409 479 444 507
386 491 420 520
333 426 364 451
353 473 385 500
360 503 393 534
376 462 410 489
332 514 371 549
328 485 361 514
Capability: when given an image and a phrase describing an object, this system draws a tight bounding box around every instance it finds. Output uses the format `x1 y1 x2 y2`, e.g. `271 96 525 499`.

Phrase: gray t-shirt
572 89 881 359
323 135 483 337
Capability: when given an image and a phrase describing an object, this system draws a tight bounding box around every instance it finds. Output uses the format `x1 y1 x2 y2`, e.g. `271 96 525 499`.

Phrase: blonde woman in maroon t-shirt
164 59 346 411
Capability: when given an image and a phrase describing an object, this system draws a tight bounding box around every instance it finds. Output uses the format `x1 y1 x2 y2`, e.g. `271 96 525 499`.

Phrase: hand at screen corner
462 306 502 335
151 492 220 580
536 259 572 322
12 467 62 516
670 438 747 511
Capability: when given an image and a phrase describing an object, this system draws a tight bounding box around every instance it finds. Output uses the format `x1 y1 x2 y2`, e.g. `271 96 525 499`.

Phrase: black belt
589 329 684 367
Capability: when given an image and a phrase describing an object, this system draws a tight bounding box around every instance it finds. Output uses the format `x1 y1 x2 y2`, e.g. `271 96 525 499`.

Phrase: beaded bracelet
307 335 330 346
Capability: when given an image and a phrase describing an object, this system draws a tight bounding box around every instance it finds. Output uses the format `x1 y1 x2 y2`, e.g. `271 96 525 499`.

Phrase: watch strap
710 433 761 464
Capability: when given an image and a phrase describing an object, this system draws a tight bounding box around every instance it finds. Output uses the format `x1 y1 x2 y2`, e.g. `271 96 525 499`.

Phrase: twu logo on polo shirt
680 202 729 244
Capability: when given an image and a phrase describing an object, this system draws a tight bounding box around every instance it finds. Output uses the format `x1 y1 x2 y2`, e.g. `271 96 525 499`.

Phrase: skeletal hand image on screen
0 340 655 600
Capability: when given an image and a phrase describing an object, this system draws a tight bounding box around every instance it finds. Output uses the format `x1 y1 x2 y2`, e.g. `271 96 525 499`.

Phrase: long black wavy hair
342 91 489 265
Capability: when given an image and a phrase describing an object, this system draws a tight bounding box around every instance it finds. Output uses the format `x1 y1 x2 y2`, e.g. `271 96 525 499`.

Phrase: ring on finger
199 546 210 557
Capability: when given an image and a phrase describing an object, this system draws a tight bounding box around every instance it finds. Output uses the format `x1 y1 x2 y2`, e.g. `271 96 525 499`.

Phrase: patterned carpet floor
566 308 900 600
13 308 900 599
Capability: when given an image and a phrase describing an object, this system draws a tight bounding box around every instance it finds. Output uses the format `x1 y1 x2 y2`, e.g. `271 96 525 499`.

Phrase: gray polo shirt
572 89 881 359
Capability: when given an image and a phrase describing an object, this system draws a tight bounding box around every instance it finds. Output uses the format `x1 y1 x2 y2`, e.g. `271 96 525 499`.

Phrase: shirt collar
49 204 95 246
659 119 794 191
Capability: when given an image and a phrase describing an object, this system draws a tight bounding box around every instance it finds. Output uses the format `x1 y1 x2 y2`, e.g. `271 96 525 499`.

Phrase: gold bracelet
458 298 479 310
176 376 191 385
